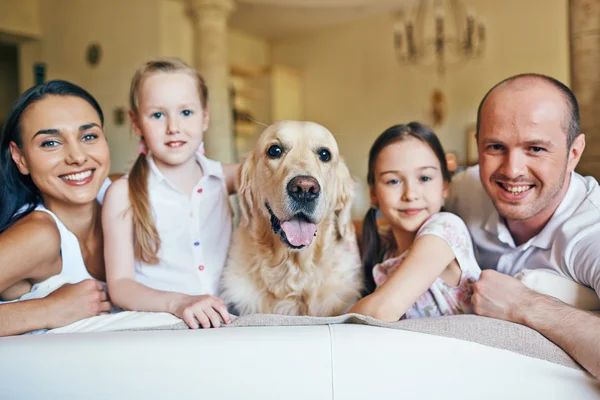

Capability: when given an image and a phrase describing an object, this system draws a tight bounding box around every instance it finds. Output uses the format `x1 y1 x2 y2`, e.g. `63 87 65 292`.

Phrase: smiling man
447 73 600 378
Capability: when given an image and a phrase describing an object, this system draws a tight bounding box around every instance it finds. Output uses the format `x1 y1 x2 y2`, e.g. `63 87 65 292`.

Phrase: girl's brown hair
128 57 208 264
361 122 451 293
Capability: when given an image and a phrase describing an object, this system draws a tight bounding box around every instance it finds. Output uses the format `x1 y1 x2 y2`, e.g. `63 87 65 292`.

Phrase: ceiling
229 0 407 40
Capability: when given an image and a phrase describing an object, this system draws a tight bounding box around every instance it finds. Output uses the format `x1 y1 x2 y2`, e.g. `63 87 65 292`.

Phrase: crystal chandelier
393 0 486 74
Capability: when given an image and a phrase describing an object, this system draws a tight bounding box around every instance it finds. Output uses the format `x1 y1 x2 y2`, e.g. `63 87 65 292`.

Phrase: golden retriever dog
221 121 363 316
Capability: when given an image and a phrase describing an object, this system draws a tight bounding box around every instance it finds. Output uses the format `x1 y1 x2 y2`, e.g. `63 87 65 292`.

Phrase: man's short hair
476 73 580 148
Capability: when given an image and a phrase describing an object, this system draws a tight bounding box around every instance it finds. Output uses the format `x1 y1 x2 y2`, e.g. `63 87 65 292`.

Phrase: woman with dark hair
0 80 111 335
349 122 481 321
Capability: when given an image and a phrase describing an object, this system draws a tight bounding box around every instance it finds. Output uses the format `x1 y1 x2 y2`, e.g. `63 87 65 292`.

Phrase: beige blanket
51 311 579 370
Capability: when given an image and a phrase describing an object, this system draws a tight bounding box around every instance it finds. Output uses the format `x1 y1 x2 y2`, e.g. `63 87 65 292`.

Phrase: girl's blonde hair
128 57 208 264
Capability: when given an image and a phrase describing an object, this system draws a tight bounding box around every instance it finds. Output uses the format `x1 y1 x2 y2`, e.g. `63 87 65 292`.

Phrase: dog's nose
287 175 320 203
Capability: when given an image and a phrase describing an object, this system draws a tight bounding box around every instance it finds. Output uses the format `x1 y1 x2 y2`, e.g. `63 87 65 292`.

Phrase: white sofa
1 313 599 399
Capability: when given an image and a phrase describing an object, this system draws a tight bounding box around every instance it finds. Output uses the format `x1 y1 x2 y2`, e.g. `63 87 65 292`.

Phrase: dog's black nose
287 175 320 203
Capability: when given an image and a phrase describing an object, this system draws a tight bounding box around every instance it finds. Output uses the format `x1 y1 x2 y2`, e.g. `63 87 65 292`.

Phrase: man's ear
9 141 30 175
129 110 143 137
567 133 586 172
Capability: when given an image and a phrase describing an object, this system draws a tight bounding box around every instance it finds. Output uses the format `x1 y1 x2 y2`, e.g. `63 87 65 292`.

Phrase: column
570 0 600 178
187 0 235 163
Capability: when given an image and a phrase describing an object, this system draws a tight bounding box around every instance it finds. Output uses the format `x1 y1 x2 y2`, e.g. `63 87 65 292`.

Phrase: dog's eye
266 144 283 159
317 148 331 162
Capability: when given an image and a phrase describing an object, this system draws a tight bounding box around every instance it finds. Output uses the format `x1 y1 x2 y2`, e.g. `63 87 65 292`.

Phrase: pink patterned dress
372 212 481 319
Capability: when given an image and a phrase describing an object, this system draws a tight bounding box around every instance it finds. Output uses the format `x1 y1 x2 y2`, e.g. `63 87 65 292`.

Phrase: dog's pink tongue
281 219 317 247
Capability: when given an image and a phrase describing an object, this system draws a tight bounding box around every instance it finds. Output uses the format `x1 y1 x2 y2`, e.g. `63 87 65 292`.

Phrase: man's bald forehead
476 73 580 147
485 75 562 107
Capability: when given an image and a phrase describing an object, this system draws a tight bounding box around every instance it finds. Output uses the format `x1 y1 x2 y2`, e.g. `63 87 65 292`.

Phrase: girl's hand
171 294 231 329
44 279 112 329
349 292 393 321
348 297 368 316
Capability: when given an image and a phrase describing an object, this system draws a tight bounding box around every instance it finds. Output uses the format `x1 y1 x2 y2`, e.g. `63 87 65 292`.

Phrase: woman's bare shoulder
1 210 61 266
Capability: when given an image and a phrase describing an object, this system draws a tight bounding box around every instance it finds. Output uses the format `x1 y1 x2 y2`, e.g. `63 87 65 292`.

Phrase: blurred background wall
1 0 597 217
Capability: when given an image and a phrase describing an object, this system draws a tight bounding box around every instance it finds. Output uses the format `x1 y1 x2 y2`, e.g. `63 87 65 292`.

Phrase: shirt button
198 265 205 271
196 188 203 194
193 241 200 246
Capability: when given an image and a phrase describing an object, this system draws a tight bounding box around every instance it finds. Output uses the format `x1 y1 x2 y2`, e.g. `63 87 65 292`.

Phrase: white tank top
18 205 94 301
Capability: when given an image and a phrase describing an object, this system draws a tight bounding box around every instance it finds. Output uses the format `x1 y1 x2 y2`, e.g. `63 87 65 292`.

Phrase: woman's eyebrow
32 128 59 140
32 122 101 140
79 123 101 131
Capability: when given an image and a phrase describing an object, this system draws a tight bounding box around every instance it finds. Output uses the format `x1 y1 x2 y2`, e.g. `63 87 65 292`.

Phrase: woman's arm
0 279 110 336
349 234 455 321
102 180 230 328
0 211 62 293
1 280 33 301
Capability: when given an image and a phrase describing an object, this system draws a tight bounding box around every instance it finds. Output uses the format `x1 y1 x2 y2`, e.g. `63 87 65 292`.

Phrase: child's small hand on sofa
172 294 231 329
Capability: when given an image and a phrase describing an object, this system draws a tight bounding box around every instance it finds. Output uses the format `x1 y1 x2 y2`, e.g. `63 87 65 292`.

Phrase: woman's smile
59 168 95 185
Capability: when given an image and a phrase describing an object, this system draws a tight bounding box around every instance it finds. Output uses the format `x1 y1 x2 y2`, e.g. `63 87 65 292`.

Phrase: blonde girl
350 122 480 321
103 58 236 329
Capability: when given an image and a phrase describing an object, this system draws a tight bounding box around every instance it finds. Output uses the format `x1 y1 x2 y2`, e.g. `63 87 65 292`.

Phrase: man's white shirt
446 165 600 296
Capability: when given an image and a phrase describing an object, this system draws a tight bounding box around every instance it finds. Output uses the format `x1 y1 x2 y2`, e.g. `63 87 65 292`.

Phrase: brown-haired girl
349 122 481 321
103 58 236 329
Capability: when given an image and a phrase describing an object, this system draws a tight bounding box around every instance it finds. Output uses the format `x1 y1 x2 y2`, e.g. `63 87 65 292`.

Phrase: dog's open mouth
266 203 317 249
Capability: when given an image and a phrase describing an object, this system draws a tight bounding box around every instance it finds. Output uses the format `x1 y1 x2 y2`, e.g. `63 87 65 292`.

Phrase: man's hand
472 269 600 379
471 269 538 324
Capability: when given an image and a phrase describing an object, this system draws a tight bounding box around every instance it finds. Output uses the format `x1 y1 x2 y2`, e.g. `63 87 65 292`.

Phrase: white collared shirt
446 165 600 296
133 154 232 296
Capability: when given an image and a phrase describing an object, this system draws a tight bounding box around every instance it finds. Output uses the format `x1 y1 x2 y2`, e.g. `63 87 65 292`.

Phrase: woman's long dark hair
0 80 104 233
361 122 451 294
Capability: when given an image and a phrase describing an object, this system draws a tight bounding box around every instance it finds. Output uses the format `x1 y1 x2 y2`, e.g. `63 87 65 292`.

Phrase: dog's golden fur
221 121 363 316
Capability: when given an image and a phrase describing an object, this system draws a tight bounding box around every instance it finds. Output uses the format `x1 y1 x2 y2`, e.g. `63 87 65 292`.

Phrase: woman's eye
266 144 283 159
420 176 432 182
317 148 331 162
385 179 400 185
82 133 98 142
150 112 163 119
40 140 60 148
181 109 193 117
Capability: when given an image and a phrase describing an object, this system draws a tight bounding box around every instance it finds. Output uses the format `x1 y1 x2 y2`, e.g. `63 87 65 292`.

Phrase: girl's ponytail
361 207 383 294
128 153 160 264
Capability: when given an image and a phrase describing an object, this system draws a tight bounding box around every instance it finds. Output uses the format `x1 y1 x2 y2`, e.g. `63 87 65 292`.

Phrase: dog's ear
238 152 256 227
333 157 355 240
